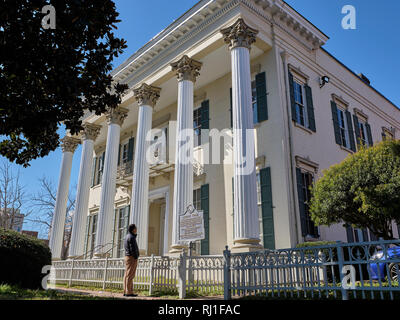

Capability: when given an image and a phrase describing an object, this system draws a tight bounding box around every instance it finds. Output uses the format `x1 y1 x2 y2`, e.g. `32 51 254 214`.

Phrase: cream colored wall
86 18 400 255
279 31 400 243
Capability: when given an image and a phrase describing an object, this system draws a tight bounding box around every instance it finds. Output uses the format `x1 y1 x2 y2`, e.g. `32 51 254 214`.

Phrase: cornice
111 0 328 86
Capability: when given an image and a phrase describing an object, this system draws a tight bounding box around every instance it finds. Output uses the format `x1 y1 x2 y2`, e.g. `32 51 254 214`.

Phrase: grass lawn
0 284 121 300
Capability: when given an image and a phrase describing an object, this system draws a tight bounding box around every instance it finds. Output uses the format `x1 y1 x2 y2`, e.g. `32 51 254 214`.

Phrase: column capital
105 107 129 126
133 83 161 107
60 136 80 153
220 18 259 50
82 123 102 141
170 55 202 83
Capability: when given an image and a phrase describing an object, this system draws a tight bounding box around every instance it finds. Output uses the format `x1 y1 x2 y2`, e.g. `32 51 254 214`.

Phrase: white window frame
293 78 309 129
336 107 350 149
193 105 202 148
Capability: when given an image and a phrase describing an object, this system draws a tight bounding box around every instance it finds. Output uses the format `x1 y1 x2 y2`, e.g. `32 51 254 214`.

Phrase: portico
49 0 384 261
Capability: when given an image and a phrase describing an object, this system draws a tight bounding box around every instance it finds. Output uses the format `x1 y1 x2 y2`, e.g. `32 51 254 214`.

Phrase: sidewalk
54 287 224 300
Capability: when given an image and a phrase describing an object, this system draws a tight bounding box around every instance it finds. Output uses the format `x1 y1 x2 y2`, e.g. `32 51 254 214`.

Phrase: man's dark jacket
124 232 139 259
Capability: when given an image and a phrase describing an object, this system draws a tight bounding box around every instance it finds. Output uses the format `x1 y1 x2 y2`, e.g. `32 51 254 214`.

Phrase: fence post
178 251 187 299
68 259 74 287
223 246 231 300
149 254 155 296
336 242 348 300
102 257 109 290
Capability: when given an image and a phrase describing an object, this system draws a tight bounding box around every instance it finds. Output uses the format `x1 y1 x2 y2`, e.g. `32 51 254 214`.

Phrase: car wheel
389 263 400 282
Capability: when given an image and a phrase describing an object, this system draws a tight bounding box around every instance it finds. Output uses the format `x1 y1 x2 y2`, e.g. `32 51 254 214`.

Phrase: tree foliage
310 140 400 240
0 0 128 166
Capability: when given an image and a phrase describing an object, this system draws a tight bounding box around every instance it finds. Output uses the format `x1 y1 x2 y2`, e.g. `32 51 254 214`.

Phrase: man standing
123 224 139 297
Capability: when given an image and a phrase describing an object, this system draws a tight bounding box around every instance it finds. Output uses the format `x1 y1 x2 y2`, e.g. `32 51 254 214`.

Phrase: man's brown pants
123 256 138 295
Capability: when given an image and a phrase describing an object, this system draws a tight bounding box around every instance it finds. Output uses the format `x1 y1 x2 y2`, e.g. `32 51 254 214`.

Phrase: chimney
358 73 371 85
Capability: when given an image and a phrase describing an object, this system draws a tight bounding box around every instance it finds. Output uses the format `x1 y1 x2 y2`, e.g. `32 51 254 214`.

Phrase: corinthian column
169 55 202 253
68 123 101 259
49 136 80 260
130 83 161 256
221 19 261 251
95 107 128 257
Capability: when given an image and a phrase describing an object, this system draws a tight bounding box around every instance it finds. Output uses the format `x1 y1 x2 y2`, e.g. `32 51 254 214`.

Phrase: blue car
369 246 400 281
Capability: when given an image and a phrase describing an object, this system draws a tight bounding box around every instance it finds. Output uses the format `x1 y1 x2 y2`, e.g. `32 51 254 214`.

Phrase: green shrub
0 228 51 289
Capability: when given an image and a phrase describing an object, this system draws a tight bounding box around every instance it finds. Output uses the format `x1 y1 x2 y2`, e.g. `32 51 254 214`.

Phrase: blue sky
5 0 399 237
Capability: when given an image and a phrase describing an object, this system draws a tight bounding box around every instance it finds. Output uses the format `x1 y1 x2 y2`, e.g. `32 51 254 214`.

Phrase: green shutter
331 101 341 146
346 224 355 243
304 85 316 132
200 184 210 255
345 110 356 152
289 72 297 122
366 123 373 146
91 157 97 187
200 100 210 130
118 144 121 166
229 88 233 128
127 138 134 161
255 72 268 122
296 168 307 237
260 167 275 249
353 115 361 146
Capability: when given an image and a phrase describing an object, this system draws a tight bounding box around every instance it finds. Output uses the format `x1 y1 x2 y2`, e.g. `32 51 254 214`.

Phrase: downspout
279 49 301 245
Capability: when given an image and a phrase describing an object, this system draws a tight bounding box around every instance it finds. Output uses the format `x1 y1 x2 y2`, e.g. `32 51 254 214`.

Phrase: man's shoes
124 293 138 297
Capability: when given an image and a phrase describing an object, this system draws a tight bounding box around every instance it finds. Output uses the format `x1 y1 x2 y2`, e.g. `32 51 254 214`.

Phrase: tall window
300 170 318 238
357 121 368 146
121 142 129 164
293 81 308 127
251 81 258 124
96 152 105 185
86 214 98 258
256 172 264 246
193 188 201 211
114 206 129 258
193 107 202 148
192 188 202 254
337 108 349 148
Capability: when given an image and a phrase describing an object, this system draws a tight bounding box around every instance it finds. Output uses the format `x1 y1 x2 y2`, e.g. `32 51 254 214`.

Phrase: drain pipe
279 50 301 245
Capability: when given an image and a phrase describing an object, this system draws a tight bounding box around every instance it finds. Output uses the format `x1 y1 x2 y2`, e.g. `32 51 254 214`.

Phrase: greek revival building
49 0 400 260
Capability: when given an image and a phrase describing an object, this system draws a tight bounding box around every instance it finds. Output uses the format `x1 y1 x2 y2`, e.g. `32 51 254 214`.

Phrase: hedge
0 228 51 289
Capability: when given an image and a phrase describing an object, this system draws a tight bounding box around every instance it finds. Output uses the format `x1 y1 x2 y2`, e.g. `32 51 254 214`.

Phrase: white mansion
49 0 400 260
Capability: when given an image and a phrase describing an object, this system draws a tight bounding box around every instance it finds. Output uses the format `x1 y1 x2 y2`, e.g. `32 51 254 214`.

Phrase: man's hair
128 224 136 233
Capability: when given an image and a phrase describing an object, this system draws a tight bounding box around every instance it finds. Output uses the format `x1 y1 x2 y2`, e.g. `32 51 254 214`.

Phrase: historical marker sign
179 204 205 243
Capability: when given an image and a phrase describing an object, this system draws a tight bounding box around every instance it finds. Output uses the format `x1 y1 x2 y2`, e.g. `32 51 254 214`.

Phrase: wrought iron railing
223 240 400 300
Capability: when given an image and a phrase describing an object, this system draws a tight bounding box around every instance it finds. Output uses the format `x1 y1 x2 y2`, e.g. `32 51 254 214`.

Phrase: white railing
51 253 224 298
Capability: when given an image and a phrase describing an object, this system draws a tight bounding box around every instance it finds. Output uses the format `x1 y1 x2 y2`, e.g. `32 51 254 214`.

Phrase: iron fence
223 240 400 300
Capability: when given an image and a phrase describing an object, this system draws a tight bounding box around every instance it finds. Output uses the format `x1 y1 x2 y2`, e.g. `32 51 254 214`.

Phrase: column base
51 257 62 262
231 238 263 253
168 243 188 256
93 252 111 259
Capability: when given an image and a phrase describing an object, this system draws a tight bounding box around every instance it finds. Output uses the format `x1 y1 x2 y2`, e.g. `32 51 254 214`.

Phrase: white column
130 83 161 255
68 124 101 258
169 55 202 253
95 108 128 257
49 136 80 260
221 18 261 251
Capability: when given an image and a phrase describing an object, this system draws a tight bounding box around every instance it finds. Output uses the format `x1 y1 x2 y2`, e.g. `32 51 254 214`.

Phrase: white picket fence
50 252 224 298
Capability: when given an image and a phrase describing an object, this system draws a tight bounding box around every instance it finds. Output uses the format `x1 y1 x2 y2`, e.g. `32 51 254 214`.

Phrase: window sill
293 122 314 134
339 145 355 154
